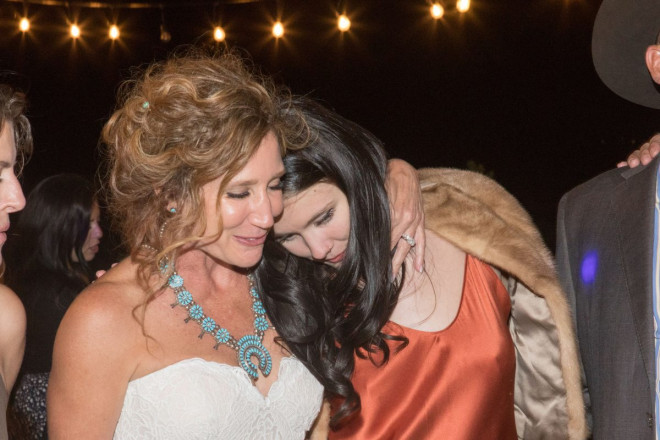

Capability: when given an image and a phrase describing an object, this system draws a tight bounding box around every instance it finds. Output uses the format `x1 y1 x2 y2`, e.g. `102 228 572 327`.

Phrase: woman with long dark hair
258 97 588 439
6 173 102 439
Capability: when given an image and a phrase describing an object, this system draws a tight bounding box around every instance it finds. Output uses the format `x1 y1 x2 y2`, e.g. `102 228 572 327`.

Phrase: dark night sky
0 0 658 251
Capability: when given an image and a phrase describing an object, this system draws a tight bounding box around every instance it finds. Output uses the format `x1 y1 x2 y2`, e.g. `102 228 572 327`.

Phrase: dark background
0 0 658 261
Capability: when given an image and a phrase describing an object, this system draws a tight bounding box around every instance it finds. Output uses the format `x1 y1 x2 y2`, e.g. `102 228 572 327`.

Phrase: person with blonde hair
46 52 324 439
0 83 31 440
47 52 423 439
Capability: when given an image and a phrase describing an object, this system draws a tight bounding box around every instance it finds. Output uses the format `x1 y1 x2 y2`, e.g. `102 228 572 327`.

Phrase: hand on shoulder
619 133 660 168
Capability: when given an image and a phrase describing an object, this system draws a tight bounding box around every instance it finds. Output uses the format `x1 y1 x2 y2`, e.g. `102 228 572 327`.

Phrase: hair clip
142 101 150 109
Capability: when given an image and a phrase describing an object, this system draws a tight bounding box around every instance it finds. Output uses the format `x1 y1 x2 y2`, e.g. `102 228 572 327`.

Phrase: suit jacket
556 156 659 439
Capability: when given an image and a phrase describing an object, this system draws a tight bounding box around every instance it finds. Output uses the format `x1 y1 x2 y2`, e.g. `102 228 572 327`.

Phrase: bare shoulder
59 258 148 349
0 284 26 351
0 284 26 391
53 257 155 380
0 284 25 332
424 229 466 265
49 258 154 438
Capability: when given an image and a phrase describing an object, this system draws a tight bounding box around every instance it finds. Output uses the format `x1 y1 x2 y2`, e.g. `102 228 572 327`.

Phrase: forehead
283 182 337 207
0 121 16 163
229 131 284 181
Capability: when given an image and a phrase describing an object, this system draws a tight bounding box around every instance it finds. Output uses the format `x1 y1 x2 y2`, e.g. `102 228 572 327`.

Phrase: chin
224 251 263 270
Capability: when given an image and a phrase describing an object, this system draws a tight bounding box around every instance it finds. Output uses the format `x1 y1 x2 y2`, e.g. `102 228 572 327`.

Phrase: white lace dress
113 357 324 439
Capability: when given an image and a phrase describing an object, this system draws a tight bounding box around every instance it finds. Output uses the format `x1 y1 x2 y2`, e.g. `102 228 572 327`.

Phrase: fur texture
419 167 587 439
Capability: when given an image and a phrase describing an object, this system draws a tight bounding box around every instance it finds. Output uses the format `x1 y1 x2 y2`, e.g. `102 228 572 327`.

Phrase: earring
161 207 177 239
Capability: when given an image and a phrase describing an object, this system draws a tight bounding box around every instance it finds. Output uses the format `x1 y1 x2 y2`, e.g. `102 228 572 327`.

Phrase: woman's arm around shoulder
48 263 143 439
0 284 25 393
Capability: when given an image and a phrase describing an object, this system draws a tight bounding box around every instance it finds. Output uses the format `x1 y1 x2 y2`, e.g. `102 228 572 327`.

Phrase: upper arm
0 284 25 392
48 283 138 439
308 399 331 440
556 194 577 311
555 194 593 426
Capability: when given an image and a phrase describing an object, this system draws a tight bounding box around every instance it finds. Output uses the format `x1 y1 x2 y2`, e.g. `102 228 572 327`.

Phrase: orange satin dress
331 255 517 440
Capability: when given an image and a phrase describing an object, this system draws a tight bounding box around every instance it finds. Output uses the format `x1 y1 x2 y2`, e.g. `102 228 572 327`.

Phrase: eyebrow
0 161 12 170
304 203 332 228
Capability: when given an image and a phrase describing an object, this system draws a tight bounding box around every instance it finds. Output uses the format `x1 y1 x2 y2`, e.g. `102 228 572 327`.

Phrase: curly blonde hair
102 51 304 281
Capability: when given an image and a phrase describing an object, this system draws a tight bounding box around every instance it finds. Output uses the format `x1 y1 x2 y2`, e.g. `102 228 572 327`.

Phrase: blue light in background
581 251 598 285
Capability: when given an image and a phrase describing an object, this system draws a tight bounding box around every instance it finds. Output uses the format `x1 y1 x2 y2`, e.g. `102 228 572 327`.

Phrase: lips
327 250 345 264
235 233 267 247
0 224 9 246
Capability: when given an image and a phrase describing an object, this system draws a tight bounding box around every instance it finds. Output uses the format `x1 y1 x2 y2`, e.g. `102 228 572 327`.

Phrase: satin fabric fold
331 255 517 439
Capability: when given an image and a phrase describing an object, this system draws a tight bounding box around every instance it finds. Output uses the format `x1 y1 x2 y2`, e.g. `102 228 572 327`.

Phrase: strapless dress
113 356 323 439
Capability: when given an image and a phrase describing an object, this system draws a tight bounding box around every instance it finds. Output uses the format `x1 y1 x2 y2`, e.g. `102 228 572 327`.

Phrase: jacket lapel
612 158 659 389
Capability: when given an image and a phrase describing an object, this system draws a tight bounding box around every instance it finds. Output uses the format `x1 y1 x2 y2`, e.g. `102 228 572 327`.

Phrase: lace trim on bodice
113 357 323 440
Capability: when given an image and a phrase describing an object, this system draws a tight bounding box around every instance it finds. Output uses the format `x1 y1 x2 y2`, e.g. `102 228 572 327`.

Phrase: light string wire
4 0 265 9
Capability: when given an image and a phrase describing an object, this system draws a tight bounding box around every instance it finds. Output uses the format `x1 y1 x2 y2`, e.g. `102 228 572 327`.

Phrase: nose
309 238 332 261
250 191 278 229
92 222 103 239
3 178 25 213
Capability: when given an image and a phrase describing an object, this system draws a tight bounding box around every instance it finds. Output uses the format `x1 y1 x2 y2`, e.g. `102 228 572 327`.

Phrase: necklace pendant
237 334 272 380
166 268 273 381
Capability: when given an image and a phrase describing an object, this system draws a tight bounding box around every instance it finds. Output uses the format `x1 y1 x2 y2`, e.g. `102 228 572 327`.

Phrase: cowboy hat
592 0 660 108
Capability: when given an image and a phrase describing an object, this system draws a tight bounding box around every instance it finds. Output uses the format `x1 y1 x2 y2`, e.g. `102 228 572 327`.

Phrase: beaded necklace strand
166 270 273 380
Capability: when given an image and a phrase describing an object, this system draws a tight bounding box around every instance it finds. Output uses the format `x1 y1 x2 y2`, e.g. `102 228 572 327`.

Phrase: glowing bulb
70 24 80 38
19 17 30 32
457 0 470 13
109 25 119 40
160 24 171 42
430 3 444 19
272 21 284 38
213 26 225 42
337 14 351 32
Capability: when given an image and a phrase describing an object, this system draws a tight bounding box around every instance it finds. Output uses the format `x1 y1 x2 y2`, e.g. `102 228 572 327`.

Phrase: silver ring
400 233 416 247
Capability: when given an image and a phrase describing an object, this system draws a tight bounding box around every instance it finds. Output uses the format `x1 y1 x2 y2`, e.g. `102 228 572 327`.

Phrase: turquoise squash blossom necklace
166 269 273 380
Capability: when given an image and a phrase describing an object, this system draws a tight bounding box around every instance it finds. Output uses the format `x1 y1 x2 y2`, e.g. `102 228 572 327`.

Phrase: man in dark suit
556 0 660 438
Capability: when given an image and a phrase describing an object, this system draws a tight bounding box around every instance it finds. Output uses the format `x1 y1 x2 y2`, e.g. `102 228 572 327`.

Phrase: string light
272 21 284 38
19 17 30 32
456 0 470 13
430 3 444 19
5 1 474 45
70 24 81 38
159 7 171 42
109 24 119 40
213 26 226 42
337 14 350 32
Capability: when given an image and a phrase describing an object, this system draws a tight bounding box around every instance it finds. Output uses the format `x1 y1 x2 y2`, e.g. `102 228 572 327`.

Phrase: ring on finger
400 233 416 247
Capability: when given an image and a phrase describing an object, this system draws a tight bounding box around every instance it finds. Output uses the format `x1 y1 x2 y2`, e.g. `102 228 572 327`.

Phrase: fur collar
419 167 587 439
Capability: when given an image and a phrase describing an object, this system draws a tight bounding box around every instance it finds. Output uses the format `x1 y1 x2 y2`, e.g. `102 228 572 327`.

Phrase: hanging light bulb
430 3 444 19
337 14 350 32
272 21 284 38
19 17 30 32
160 24 171 42
159 7 171 42
213 26 225 42
456 0 470 13
70 24 81 38
109 24 120 40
